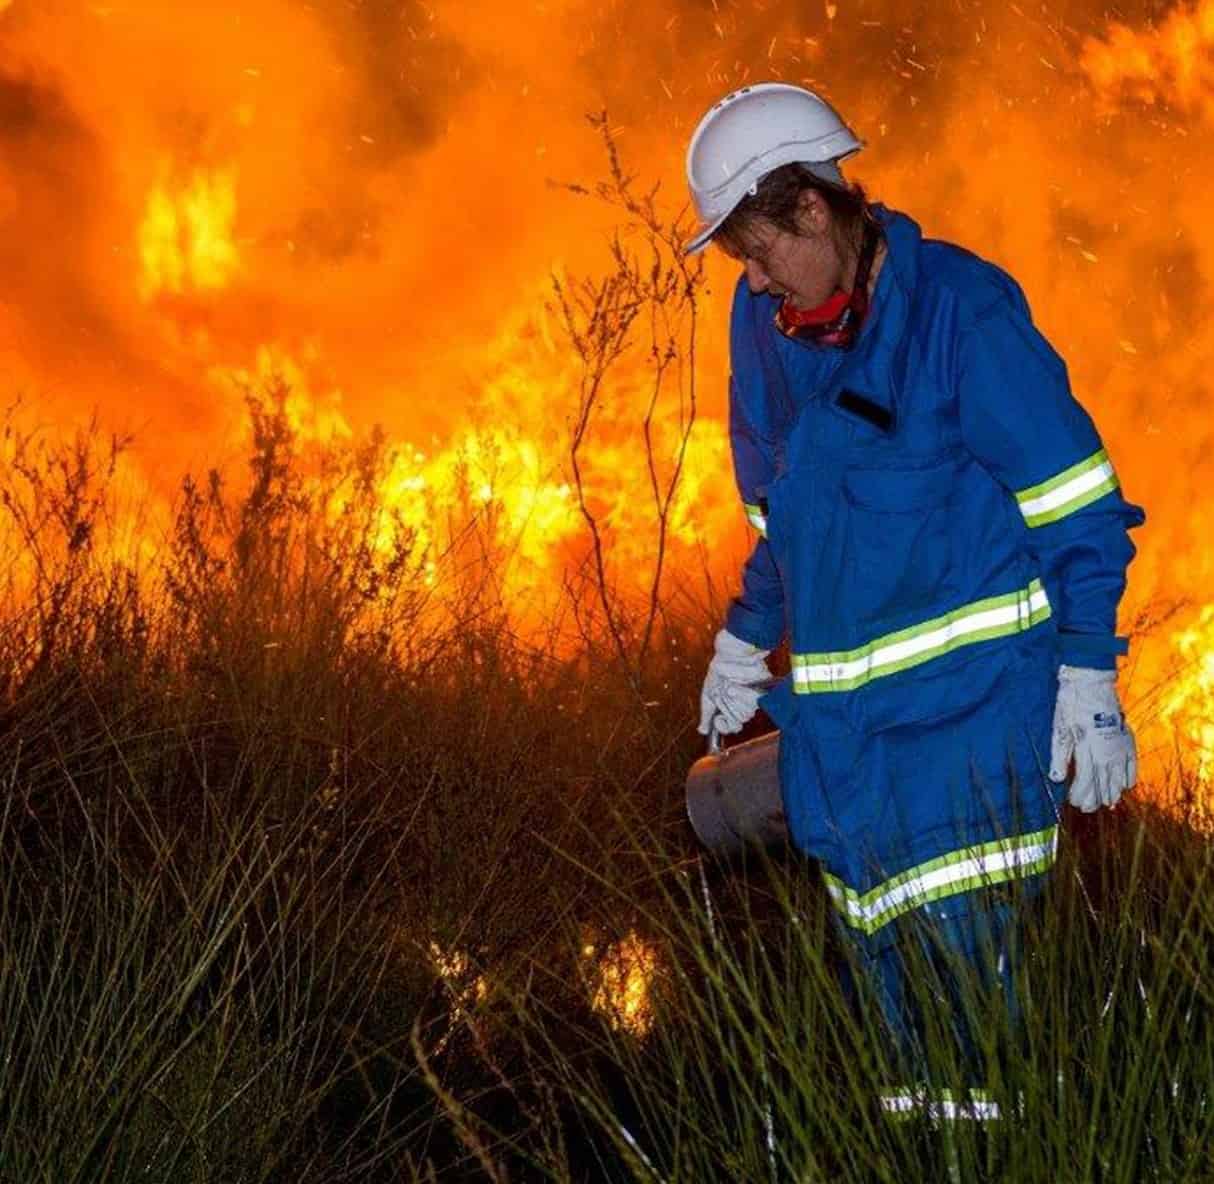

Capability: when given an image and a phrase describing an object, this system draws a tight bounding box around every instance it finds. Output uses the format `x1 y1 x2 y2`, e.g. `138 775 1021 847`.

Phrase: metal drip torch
684 680 788 855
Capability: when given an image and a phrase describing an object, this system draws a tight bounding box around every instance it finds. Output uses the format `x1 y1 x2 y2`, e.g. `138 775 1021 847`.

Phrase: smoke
0 68 106 370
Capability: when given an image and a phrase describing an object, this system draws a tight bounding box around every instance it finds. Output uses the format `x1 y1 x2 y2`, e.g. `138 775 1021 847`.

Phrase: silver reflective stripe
1015 448 1118 527
880 1088 1003 1122
823 825 1058 935
791 578 1050 693
743 501 767 538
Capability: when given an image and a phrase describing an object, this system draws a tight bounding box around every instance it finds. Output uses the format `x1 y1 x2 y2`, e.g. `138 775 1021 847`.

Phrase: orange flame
1159 606 1214 785
139 164 241 301
1082 1 1214 117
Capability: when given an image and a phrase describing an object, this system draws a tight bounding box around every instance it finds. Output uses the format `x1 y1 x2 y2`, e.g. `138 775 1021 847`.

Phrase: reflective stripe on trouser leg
879 1087 1004 1122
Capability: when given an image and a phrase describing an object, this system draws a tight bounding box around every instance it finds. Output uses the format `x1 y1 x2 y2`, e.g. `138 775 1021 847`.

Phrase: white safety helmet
683 82 864 255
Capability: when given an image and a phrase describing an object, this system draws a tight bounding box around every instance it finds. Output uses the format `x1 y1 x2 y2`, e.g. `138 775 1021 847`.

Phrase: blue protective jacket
724 204 1145 940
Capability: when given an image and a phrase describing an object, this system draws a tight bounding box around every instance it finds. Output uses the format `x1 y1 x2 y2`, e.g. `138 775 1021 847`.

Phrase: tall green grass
485 798 1214 1183
0 750 423 1181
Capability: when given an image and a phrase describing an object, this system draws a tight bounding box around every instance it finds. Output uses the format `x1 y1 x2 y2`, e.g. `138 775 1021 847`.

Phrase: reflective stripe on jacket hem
823 825 1058 936
791 578 1050 693
1015 448 1118 527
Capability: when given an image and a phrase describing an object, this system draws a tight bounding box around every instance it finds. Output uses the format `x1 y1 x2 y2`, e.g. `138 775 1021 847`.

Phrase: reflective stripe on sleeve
743 502 768 537
823 825 1058 936
791 578 1050 693
1015 448 1119 527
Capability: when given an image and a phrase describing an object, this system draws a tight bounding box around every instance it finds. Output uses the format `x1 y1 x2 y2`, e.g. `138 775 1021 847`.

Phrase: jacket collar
830 204 921 413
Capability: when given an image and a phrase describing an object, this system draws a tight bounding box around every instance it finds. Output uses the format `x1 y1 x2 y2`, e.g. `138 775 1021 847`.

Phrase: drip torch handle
706 676 783 757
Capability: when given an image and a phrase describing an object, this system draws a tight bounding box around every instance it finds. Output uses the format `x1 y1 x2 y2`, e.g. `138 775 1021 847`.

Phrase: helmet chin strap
774 216 883 349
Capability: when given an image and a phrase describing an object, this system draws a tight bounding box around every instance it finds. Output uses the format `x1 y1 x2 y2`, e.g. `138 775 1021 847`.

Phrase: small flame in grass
587 931 659 1037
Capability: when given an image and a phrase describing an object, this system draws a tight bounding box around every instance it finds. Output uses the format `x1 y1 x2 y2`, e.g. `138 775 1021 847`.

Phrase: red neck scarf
774 217 883 350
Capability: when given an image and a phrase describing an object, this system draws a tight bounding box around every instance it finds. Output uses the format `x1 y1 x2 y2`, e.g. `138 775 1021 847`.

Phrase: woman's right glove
697 628 772 737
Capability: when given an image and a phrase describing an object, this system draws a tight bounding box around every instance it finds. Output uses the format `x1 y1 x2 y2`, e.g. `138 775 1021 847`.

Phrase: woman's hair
714 162 874 260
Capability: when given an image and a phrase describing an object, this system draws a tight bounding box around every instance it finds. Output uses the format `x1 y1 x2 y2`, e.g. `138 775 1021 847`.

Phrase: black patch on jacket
836 389 894 433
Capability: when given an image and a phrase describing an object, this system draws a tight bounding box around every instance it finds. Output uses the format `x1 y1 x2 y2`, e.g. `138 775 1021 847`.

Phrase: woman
686 82 1145 1120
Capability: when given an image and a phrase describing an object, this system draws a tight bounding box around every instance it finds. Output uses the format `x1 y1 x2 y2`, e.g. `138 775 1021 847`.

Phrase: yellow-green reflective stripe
791 579 1049 693
880 1089 1003 1122
743 501 767 537
823 825 1058 936
1015 448 1119 527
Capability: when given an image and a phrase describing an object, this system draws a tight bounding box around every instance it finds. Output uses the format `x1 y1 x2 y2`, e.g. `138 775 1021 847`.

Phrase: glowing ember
428 941 489 1009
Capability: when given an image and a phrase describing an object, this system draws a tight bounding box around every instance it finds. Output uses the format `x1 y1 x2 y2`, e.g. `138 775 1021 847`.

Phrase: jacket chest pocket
841 454 965 633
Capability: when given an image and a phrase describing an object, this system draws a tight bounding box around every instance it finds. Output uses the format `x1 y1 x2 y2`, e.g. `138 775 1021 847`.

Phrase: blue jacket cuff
1056 631 1128 670
725 602 784 651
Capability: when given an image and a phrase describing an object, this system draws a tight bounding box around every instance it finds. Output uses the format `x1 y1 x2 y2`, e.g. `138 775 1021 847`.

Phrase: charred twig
550 112 708 691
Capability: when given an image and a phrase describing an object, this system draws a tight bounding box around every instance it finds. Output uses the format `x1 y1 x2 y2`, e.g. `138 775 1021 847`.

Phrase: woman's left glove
697 629 772 737
1049 664 1138 812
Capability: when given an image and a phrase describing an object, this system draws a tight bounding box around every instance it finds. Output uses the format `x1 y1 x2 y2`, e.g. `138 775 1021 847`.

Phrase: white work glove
1049 664 1138 813
698 629 772 737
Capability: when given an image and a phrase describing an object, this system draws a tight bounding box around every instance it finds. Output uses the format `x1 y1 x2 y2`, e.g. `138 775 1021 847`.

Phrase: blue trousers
833 875 1046 1098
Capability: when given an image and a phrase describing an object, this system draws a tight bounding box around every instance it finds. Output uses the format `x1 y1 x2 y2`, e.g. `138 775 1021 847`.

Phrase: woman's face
717 189 849 310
